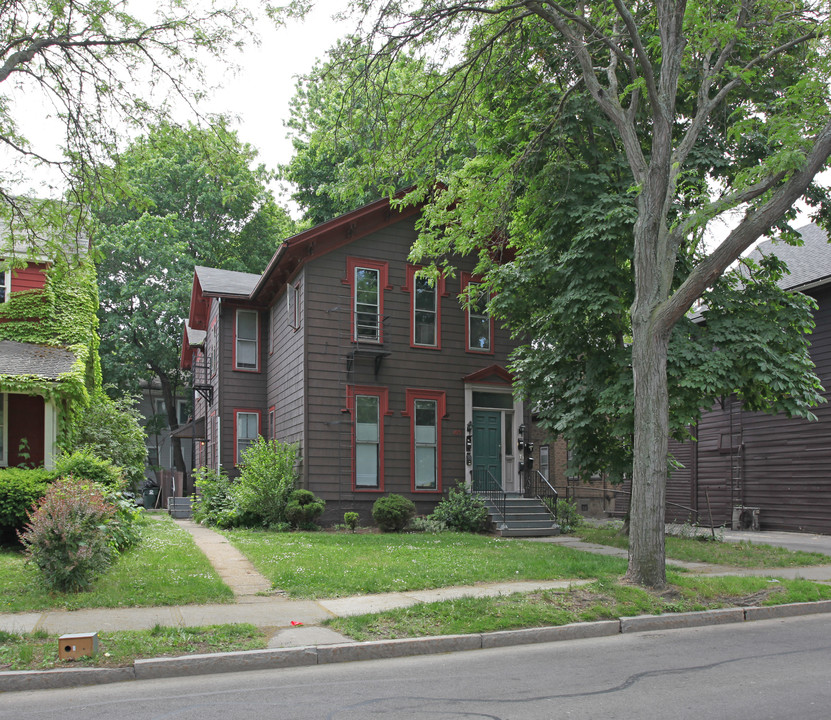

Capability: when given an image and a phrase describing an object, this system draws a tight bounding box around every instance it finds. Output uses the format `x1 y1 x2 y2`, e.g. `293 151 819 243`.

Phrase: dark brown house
180 196 561 525
650 224 831 533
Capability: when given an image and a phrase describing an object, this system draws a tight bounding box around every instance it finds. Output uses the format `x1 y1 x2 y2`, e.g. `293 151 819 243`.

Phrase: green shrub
192 466 239 528
430 484 489 532
372 494 416 532
0 468 56 541
17 478 115 592
234 438 297 527
343 511 360 532
55 449 123 488
101 487 144 552
409 516 447 533
72 391 147 490
285 489 325 529
547 498 583 533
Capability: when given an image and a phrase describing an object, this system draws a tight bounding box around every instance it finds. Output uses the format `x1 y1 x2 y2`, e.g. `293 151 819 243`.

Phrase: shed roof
0 340 76 380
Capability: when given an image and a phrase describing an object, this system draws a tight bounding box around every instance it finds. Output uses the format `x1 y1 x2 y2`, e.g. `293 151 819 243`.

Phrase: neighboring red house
180 196 563 531
0 232 98 469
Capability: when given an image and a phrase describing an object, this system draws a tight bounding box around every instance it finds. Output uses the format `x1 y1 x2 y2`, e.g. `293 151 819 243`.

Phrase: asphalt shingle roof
748 224 831 291
0 340 76 379
194 265 260 298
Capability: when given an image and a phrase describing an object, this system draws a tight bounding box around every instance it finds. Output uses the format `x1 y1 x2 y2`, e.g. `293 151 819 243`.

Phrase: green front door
472 409 501 491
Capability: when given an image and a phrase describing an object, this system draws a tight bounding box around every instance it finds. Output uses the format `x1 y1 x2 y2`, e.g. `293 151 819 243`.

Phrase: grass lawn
327 575 831 641
576 524 831 567
222 530 629 597
0 514 233 613
0 624 267 672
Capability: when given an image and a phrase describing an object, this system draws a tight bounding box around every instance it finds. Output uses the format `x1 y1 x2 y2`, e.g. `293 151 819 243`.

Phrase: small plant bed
222 530 627 598
0 515 233 613
0 623 266 672
326 575 831 641
576 524 830 568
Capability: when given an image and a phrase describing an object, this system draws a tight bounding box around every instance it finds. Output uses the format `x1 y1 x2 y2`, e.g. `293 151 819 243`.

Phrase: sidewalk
4 520 831 691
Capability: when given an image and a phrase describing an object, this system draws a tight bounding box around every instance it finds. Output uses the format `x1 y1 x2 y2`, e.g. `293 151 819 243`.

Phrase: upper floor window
462 272 493 353
0 268 7 303
344 258 390 344
288 282 300 330
404 265 445 349
235 309 259 370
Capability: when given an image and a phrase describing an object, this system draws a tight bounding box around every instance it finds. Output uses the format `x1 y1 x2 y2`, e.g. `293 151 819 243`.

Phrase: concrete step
168 497 193 519
497 526 562 538
480 495 560 538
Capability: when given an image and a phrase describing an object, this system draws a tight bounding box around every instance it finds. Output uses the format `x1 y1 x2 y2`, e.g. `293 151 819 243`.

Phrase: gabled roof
748 224 831 292
0 340 76 380
193 266 260 298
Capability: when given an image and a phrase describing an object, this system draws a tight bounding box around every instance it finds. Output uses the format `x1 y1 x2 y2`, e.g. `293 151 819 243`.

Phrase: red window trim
233 307 261 372
461 271 495 355
233 408 261 465
402 389 446 493
403 264 447 350
345 385 391 492
342 257 391 344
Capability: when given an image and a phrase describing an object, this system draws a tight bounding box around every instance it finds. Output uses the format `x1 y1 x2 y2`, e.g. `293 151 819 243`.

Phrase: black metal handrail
473 468 507 522
527 470 558 519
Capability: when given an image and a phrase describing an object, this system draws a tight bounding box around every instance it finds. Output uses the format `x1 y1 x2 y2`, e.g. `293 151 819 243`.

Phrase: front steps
478 495 561 537
168 496 193 519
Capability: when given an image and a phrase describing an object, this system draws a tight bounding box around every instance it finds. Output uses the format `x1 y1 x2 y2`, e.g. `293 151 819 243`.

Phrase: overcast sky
205 0 355 207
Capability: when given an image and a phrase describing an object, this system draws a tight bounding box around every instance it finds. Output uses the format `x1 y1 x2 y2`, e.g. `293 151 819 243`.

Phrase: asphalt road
3 615 830 719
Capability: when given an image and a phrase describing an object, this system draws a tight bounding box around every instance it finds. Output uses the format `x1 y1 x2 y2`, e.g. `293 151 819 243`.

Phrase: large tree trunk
626 312 671 587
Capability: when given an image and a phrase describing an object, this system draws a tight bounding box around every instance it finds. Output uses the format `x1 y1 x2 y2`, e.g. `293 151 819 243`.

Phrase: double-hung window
348 386 388 490
404 389 445 492
235 410 259 463
355 267 379 341
462 272 493 353
345 258 389 343
0 267 8 303
235 309 259 370
405 265 443 348
287 282 300 330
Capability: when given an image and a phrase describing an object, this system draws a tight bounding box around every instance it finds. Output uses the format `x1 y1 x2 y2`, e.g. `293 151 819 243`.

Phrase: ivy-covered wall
0 256 101 446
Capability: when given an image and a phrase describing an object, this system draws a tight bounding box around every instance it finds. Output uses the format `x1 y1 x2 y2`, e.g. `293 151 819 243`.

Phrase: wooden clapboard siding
301 214 516 509
10 263 48 293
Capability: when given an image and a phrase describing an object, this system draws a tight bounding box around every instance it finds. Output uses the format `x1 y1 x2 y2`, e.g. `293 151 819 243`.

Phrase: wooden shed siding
302 215 516 509
665 285 831 533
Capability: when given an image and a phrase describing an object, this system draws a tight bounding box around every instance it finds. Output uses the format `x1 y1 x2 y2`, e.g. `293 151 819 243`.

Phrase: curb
4 601 831 692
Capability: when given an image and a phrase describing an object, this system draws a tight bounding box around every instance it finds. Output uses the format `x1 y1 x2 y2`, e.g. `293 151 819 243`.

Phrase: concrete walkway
3 520 831 646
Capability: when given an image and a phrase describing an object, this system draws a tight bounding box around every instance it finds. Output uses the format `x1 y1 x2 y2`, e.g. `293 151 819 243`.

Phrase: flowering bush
17 478 115 592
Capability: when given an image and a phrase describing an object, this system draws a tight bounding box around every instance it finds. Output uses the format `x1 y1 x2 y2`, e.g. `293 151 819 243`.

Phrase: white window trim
0 266 8 303
235 309 259 370
413 276 438 347
354 266 380 342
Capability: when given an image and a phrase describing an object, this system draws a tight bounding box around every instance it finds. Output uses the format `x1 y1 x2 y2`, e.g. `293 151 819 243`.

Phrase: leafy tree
298 1 831 586
94 121 294 480
71 391 148 490
281 46 427 224
0 0 255 250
